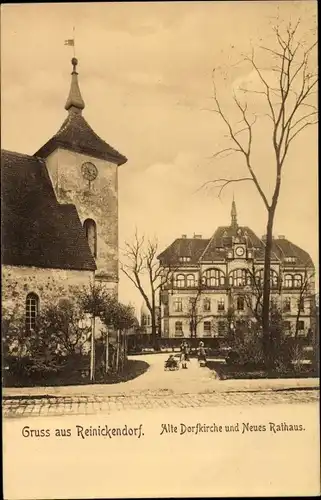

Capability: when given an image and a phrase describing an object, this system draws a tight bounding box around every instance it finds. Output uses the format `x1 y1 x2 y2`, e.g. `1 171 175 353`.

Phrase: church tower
35 58 127 293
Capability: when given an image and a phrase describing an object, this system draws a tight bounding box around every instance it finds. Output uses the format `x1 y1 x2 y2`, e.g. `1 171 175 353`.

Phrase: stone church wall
2 265 95 319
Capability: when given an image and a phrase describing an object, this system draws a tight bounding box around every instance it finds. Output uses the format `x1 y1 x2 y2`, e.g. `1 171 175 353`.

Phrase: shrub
229 330 264 367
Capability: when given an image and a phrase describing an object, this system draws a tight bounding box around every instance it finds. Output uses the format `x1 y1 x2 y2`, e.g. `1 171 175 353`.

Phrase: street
3 354 319 418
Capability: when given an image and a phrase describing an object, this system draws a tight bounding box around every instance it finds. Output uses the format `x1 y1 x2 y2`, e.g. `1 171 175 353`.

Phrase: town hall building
2 57 127 328
158 200 316 340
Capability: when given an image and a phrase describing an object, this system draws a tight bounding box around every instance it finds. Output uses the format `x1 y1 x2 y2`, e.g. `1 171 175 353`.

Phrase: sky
1 1 318 314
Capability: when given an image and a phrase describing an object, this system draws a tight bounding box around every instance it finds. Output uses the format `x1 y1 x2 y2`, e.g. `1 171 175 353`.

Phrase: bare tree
293 268 315 339
121 231 176 347
204 19 317 364
187 284 205 338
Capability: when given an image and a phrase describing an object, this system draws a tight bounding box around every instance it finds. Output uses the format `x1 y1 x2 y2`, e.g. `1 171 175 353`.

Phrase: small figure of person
180 341 189 369
197 341 206 366
165 354 177 370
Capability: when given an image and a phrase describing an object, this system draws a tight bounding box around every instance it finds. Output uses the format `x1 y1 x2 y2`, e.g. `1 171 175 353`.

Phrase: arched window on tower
229 269 251 287
204 268 225 288
83 219 97 258
25 293 39 331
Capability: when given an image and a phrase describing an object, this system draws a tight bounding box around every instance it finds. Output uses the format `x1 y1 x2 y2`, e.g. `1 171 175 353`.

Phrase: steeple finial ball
71 57 78 72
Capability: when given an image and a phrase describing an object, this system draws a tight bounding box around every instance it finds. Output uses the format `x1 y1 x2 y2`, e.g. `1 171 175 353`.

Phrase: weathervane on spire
64 26 76 58
64 27 85 114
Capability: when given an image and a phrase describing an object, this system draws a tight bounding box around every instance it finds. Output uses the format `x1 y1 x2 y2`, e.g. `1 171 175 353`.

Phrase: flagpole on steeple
72 26 76 58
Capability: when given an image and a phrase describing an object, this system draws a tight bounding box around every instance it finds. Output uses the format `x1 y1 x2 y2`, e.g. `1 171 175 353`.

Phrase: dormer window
179 256 191 263
284 256 296 263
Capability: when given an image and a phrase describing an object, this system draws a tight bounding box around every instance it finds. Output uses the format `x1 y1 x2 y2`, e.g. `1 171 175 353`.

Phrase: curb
2 386 319 401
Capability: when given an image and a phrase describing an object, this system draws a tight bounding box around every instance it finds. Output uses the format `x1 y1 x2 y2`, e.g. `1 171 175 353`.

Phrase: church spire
231 195 238 229
65 57 85 114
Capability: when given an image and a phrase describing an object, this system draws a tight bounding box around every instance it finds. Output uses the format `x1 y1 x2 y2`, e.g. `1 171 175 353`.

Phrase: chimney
261 234 267 241
278 235 286 239
181 234 187 239
193 234 202 239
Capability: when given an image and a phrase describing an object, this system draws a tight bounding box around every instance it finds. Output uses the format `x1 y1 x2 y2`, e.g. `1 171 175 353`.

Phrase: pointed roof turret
35 58 127 165
65 57 85 114
231 195 238 229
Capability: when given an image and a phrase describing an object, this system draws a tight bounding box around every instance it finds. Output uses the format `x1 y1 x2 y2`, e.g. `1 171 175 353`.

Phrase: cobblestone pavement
3 389 319 418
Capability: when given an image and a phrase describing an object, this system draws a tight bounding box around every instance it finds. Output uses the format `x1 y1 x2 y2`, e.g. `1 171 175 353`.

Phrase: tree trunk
90 316 96 382
105 328 109 374
262 209 275 367
122 330 126 370
151 293 158 348
151 315 158 349
116 330 120 372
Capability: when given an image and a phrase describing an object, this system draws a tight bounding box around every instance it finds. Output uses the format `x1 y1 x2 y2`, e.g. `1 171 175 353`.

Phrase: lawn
3 358 150 387
207 360 319 380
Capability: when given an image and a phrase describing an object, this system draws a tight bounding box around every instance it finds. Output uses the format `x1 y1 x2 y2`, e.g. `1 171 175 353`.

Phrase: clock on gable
81 162 98 182
235 246 245 257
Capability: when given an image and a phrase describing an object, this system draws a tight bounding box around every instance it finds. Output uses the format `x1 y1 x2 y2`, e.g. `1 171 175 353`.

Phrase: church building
2 57 127 328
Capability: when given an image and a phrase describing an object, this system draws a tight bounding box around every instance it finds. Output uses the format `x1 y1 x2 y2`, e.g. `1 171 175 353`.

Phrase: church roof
35 112 127 165
1 149 96 271
35 58 127 166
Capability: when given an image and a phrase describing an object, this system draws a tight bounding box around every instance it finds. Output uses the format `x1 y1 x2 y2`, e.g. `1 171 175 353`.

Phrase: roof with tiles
35 112 127 165
272 238 314 268
1 149 96 271
158 237 209 265
35 57 127 166
158 202 314 268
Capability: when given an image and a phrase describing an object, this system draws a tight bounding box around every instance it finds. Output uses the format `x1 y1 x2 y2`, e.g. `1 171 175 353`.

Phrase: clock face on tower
235 246 245 257
81 162 98 181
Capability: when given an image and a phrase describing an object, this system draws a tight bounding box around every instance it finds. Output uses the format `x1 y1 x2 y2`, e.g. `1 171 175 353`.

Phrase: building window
203 298 211 312
25 293 39 331
270 270 278 288
255 269 278 287
236 296 244 310
203 321 211 336
217 298 225 311
186 274 196 287
283 297 291 312
179 256 191 263
283 321 291 332
175 321 183 336
298 298 305 312
284 274 293 288
293 274 303 288
83 219 97 258
204 268 225 288
189 297 197 309
173 298 183 312
298 320 305 331
175 274 186 288
218 321 226 336
285 256 296 263
229 269 251 287
270 297 277 310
